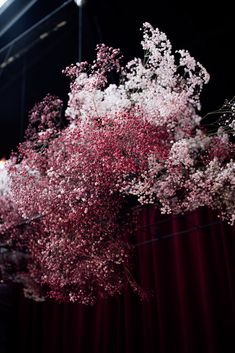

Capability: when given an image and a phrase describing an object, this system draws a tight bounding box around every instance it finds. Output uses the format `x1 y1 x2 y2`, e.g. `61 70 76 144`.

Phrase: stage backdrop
9 206 235 353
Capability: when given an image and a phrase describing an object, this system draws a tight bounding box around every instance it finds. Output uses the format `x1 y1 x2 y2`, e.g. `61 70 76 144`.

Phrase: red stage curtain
11 206 235 353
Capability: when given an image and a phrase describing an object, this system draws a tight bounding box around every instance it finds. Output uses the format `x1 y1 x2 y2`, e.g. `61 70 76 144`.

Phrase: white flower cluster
66 23 209 135
0 160 9 196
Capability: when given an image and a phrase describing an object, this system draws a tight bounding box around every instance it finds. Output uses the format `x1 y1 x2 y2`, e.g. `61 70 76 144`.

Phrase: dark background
0 1 235 353
0 0 235 157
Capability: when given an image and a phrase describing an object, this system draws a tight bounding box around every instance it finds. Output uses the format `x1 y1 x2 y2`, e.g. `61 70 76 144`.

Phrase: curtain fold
11 206 235 353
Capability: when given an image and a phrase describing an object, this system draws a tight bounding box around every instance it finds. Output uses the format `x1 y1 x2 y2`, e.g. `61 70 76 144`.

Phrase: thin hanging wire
135 219 224 247
78 4 83 62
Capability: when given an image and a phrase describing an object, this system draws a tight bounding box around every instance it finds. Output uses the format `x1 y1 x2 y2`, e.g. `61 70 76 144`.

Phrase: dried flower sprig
0 23 234 303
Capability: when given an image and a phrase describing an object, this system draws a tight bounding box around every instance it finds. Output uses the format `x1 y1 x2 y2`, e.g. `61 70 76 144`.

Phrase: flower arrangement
0 23 234 304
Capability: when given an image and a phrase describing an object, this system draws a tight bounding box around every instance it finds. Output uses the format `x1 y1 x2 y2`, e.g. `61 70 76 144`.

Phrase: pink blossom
0 23 234 303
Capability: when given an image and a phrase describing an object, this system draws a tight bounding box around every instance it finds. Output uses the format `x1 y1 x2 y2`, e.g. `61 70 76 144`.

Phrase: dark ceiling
0 0 234 157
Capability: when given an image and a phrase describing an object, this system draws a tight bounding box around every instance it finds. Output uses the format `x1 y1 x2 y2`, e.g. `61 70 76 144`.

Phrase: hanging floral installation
0 23 234 304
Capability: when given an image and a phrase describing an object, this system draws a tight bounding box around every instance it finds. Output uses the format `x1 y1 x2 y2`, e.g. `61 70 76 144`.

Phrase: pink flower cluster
0 23 234 303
